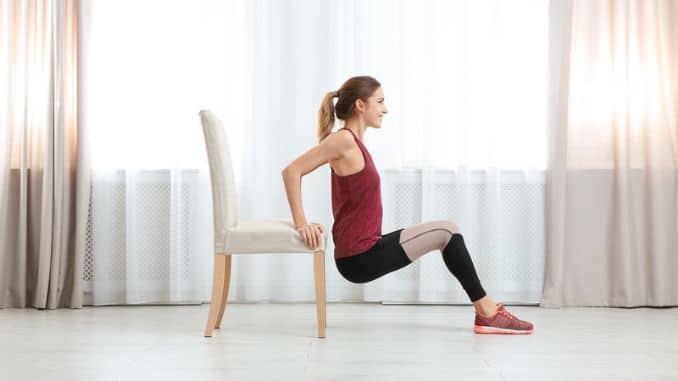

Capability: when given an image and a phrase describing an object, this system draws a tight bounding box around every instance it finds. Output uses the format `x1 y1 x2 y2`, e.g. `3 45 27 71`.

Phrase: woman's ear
354 98 365 113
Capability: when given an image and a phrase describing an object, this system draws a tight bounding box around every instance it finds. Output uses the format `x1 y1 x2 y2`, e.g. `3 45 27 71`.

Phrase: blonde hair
317 76 381 143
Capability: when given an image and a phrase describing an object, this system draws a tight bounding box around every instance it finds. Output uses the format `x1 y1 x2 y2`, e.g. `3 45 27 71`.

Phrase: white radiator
84 168 546 304
83 169 211 305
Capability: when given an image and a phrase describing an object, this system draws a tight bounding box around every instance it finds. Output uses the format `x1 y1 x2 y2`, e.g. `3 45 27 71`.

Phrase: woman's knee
438 220 460 235
438 220 460 249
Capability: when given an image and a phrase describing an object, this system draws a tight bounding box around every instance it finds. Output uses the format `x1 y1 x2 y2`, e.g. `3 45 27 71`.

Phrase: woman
282 76 533 334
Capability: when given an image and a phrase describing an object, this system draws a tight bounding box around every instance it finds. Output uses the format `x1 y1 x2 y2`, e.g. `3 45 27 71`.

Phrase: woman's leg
398 220 498 317
336 220 533 334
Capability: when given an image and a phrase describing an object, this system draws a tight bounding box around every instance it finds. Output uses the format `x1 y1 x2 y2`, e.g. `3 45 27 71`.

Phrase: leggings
335 220 487 302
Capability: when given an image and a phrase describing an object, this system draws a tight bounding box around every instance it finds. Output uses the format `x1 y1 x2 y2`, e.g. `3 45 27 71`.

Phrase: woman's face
361 87 388 128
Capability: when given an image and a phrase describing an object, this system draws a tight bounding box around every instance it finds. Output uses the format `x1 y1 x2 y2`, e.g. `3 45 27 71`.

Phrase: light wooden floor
1 303 676 381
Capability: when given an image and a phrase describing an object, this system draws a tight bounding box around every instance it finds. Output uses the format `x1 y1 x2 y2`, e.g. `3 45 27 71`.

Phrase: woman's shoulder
324 128 354 147
321 129 357 165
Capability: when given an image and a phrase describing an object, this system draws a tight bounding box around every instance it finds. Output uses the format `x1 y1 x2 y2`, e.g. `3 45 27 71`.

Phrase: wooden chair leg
204 254 227 337
215 254 232 328
313 250 327 338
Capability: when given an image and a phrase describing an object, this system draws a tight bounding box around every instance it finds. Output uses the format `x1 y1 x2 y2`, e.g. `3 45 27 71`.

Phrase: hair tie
333 91 340 98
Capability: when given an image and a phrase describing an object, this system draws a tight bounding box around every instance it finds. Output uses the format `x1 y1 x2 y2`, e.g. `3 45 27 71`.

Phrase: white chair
199 110 327 338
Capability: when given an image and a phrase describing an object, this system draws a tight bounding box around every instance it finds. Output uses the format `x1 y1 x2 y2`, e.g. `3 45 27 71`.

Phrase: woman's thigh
335 229 412 284
399 220 460 261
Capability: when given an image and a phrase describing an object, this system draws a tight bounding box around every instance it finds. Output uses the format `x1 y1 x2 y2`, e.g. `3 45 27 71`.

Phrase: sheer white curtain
543 0 678 307
232 0 548 304
80 0 548 305
78 0 238 304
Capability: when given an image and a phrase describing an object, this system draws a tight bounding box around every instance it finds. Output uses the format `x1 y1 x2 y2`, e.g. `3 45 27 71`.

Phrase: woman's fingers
305 226 315 249
307 227 315 249
297 223 325 249
314 225 322 248
311 225 318 248
301 227 310 249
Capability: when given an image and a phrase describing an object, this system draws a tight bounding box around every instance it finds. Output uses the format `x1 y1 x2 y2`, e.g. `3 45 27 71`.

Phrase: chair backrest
199 110 239 252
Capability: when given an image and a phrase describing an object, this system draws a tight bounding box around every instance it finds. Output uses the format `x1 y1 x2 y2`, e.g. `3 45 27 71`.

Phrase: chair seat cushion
224 219 327 254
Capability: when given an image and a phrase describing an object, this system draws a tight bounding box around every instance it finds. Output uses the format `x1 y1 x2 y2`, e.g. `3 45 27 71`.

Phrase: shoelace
496 305 519 321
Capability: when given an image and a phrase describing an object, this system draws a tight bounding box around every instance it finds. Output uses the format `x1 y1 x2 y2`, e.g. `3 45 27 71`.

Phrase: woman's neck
343 118 366 141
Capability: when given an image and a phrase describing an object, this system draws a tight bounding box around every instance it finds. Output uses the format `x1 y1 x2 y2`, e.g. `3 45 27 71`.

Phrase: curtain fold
543 0 678 307
0 0 88 309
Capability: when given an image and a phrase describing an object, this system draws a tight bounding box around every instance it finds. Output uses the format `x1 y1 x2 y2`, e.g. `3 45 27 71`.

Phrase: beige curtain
543 0 678 307
0 0 89 308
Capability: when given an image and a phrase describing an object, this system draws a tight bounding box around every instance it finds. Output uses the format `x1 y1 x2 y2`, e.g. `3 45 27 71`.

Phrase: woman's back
328 129 365 177
330 128 383 259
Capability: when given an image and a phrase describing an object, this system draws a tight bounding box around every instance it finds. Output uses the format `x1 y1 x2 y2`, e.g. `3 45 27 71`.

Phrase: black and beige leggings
335 220 487 302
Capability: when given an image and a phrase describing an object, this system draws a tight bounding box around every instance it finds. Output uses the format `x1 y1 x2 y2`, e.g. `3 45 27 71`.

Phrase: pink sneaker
474 303 534 334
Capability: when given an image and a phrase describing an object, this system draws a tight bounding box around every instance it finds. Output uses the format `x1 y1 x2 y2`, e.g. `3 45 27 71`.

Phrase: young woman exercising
282 76 533 334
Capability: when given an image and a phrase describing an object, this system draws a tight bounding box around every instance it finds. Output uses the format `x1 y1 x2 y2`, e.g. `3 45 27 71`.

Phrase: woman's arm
281 131 352 248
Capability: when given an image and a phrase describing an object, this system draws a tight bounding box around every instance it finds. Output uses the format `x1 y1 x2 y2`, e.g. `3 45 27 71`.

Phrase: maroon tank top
331 128 383 259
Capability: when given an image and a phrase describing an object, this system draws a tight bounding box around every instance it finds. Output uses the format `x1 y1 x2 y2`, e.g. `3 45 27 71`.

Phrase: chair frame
203 251 327 338
199 110 327 338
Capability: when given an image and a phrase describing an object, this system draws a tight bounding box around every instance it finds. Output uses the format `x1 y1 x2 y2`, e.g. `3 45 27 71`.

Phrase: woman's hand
296 222 325 250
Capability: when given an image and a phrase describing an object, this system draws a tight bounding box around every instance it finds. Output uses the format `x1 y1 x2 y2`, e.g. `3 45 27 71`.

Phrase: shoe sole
473 325 533 335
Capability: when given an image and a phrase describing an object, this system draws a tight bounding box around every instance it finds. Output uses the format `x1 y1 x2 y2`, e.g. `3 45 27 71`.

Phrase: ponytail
317 91 338 143
317 76 381 143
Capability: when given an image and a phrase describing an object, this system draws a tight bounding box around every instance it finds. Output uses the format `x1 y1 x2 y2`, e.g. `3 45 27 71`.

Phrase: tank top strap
341 127 366 150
